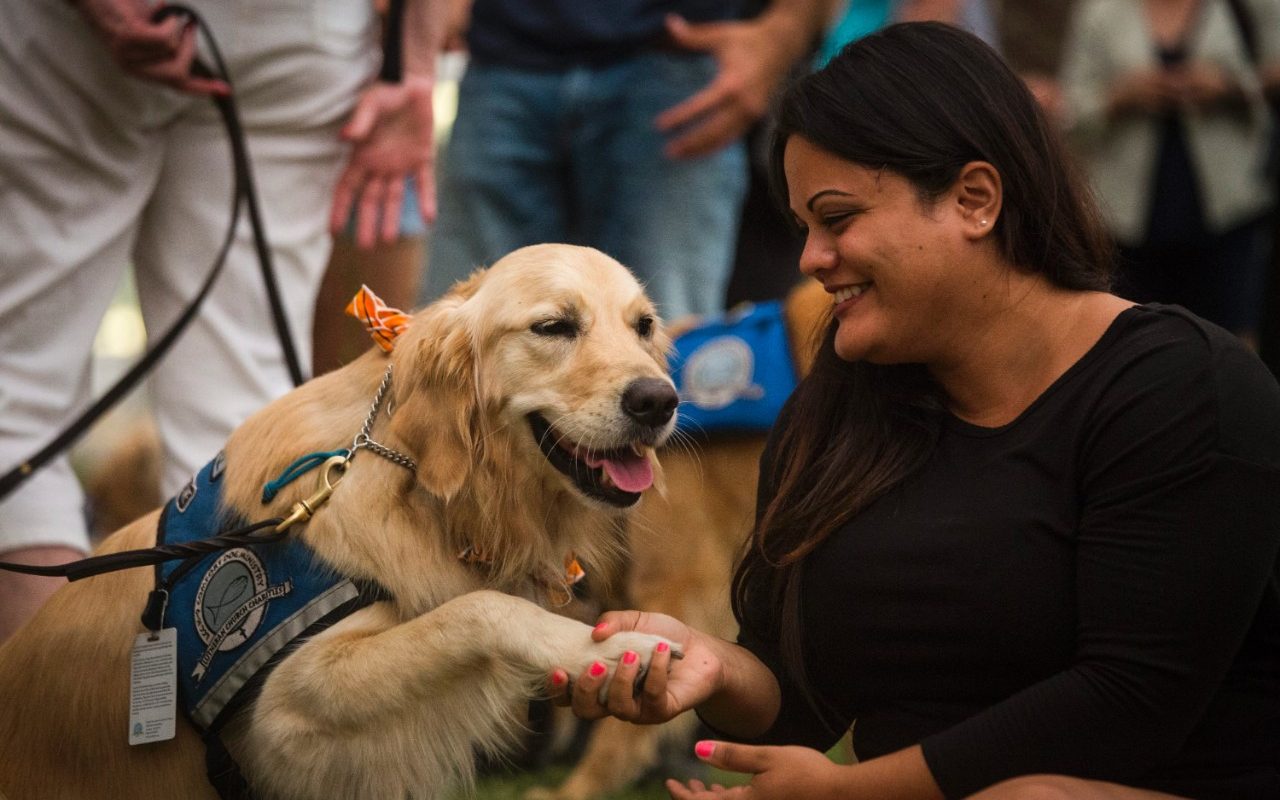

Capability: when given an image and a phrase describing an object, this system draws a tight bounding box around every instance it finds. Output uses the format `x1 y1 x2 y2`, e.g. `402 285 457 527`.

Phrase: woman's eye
636 316 654 338
531 318 578 338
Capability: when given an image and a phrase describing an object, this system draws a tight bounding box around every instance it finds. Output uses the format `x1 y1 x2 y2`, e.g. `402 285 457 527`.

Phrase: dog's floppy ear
387 275 484 500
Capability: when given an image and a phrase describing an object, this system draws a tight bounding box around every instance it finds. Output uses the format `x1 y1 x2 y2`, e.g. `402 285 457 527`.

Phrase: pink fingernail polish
589 661 606 677
695 741 715 759
551 671 566 686
657 642 669 653
593 622 609 633
623 650 638 665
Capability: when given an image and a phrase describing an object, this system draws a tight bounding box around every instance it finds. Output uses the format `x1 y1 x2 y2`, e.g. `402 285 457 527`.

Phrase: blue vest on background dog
670 301 798 436
155 452 382 735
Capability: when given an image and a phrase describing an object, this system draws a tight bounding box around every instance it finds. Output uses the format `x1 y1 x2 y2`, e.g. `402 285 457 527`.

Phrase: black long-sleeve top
736 304 1280 798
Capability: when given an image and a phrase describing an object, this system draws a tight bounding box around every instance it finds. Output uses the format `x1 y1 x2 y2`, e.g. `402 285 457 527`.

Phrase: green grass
461 766 668 799
461 765 749 800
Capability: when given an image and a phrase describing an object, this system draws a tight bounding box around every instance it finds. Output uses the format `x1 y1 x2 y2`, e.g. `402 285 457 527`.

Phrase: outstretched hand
77 0 230 96
666 741 845 800
654 13 802 159
330 76 437 249
548 610 725 725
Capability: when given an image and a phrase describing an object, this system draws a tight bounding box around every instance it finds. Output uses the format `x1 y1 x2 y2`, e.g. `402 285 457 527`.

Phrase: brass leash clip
274 455 349 532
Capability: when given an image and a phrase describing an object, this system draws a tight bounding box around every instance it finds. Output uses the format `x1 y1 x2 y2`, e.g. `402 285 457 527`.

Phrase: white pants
0 0 378 552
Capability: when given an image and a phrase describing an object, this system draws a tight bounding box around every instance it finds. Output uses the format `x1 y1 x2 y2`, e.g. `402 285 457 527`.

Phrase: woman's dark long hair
732 22 1116 723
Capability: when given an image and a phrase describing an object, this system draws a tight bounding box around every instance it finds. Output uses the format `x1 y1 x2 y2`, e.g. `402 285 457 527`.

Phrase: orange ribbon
345 284 411 352
564 554 586 586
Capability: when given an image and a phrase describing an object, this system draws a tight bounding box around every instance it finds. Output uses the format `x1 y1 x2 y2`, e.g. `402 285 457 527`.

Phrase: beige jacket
1061 0 1276 244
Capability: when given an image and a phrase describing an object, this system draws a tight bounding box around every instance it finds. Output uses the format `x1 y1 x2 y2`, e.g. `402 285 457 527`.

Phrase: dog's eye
636 316 655 338
531 318 578 338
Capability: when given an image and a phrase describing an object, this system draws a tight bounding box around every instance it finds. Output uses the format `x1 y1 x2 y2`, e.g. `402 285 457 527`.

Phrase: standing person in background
990 0 1080 120
315 1 445 376
550 22 1280 799
0 0 441 641
813 0 997 69
419 0 837 321
1060 0 1277 350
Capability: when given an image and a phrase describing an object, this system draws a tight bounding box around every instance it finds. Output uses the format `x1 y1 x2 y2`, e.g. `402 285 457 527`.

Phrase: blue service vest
155 452 381 732
670 301 798 436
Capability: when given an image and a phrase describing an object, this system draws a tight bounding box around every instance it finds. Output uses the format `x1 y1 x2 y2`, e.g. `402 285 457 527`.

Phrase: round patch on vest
194 547 269 654
681 336 763 410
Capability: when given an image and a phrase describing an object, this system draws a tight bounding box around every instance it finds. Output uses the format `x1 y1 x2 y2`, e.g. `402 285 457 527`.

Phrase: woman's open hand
548 610 725 725
666 741 846 800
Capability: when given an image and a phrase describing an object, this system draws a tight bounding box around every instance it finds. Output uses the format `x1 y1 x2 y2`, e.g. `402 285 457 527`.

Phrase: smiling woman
552 21 1280 800
782 142 1013 366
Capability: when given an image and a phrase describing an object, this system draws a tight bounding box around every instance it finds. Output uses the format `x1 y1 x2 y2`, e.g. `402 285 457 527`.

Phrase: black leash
0 518 285 583
0 5 304 504
379 0 406 83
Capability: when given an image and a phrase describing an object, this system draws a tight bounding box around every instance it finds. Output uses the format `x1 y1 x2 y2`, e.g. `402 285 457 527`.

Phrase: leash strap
0 518 286 582
379 0 406 83
1224 0 1259 63
0 4 304 504
163 4 305 388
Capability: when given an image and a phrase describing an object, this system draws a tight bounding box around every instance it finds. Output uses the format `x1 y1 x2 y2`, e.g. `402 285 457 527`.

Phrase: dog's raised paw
593 630 683 663
574 631 681 702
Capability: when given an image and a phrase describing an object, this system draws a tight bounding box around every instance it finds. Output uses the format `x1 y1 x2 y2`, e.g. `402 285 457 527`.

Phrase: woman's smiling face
784 136 988 366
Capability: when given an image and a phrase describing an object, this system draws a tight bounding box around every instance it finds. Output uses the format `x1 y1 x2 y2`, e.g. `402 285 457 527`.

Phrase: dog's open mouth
527 413 652 507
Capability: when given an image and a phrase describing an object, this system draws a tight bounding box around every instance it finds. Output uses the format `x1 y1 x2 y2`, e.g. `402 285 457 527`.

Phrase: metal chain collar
349 363 418 473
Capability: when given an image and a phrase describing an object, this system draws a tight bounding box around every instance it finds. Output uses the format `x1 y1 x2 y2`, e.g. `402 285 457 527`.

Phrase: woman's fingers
569 660 611 719
605 650 643 718
547 669 571 706
639 640 673 709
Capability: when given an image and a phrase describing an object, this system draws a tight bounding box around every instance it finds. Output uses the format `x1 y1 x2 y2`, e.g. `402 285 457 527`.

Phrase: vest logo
681 336 763 411
191 548 292 682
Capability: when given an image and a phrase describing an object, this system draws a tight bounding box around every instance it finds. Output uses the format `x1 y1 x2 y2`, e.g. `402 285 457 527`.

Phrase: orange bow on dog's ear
346 284 411 352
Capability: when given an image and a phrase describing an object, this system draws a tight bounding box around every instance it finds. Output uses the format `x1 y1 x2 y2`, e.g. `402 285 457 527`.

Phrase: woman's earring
980 219 989 226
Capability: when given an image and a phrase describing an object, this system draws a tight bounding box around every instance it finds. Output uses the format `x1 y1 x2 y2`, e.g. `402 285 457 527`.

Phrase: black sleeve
921 326 1280 797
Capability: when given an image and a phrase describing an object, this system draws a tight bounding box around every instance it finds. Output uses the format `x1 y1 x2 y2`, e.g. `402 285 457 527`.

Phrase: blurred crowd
331 0 1280 369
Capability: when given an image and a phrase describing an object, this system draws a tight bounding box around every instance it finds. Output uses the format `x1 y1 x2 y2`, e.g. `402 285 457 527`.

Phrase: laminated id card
129 628 177 745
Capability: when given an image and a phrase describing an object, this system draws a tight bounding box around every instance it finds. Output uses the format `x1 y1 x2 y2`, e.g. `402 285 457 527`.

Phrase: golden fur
531 278 831 800
0 244 682 800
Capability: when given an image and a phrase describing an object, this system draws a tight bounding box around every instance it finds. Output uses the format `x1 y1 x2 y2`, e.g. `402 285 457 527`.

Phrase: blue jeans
423 52 749 320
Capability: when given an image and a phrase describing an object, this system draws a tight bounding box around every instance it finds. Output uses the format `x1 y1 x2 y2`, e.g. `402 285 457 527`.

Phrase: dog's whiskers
543 411 589 456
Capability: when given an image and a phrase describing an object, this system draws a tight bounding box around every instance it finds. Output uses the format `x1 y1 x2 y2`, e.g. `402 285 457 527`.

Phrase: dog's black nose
621 378 678 428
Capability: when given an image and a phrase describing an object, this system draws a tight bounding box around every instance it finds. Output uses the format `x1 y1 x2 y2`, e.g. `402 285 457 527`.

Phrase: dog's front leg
233 590 671 800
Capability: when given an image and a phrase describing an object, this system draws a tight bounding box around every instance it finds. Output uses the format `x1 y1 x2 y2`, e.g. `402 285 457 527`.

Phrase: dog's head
389 244 677 510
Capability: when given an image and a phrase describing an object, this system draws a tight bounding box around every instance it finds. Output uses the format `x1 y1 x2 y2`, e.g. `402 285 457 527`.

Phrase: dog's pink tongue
595 452 654 493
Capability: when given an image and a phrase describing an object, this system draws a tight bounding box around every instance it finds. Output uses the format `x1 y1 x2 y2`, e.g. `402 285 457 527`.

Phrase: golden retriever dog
530 278 830 800
0 244 683 800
